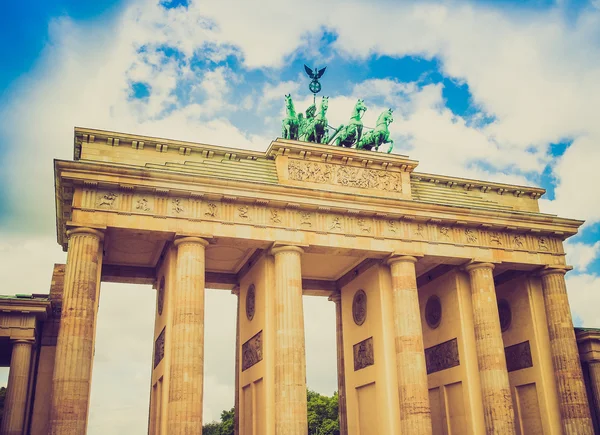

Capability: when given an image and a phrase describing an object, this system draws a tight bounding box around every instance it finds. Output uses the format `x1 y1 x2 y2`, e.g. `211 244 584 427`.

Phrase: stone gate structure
0 126 599 434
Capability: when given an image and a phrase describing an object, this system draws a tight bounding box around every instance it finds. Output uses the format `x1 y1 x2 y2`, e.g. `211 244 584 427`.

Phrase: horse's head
355 99 367 114
284 94 293 107
377 108 394 126
321 96 329 111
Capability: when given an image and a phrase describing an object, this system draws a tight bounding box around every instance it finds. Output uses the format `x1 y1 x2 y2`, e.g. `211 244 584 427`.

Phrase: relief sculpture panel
353 337 374 371
242 330 263 371
505 340 533 372
425 338 460 374
154 327 166 368
288 159 403 193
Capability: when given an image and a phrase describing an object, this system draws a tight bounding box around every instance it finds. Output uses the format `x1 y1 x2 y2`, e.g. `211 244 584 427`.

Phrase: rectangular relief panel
353 337 374 371
242 330 263 371
357 382 378 435
505 341 533 372
445 382 467 435
515 383 543 435
425 338 460 374
154 327 166 368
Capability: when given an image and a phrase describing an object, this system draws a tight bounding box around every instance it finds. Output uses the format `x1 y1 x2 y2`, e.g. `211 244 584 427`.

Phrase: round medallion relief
157 277 165 316
498 299 512 332
352 290 367 326
246 284 256 321
425 295 442 329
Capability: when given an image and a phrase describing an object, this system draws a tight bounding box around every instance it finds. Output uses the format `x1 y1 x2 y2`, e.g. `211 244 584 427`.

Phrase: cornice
412 172 546 199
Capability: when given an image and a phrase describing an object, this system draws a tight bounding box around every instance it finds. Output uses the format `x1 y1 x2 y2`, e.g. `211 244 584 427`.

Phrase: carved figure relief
357 218 371 233
288 159 403 192
497 299 512 332
289 160 333 184
352 289 367 326
465 228 478 243
425 338 460 374
270 209 282 224
238 206 250 220
172 198 184 214
299 211 313 227
353 337 374 371
490 232 502 245
387 220 397 233
205 203 217 218
136 198 151 212
439 226 451 238
505 341 533 372
246 284 256 321
329 216 342 231
157 277 165 316
97 192 117 208
154 327 166 368
415 224 425 238
538 236 549 251
425 295 442 329
242 330 263 371
512 235 524 249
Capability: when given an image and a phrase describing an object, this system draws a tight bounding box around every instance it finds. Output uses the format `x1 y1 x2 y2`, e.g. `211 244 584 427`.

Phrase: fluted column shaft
232 286 240 435
328 292 348 435
271 245 308 434
49 227 103 435
387 256 432 434
465 262 515 434
0 339 34 435
167 237 209 434
589 362 600 424
540 269 594 434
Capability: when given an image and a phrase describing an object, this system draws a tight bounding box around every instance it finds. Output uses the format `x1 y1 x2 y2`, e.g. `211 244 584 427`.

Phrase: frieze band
288 159 403 193
79 188 563 256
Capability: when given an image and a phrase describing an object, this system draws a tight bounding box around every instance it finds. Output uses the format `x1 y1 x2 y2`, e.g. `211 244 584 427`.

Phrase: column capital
270 243 306 256
464 261 495 273
11 338 35 346
539 265 572 278
386 255 419 266
66 227 104 241
328 291 341 304
231 285 240 296
173 236 210 248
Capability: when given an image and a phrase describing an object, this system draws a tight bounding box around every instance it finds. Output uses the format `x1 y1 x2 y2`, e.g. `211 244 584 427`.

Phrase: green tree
307 390 339 435
202 407 234 435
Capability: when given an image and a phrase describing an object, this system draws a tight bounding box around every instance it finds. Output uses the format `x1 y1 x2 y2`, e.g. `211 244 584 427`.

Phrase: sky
0 0 599 432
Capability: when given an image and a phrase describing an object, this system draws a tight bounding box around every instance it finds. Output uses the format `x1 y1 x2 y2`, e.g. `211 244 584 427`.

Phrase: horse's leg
387 140 394 154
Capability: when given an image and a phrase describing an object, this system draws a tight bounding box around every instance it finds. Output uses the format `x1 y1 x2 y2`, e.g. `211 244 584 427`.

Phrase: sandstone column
49 227 104 435
271 244 308 434
232 286 240 435
387 255 432 434
328 291 348 435
589 361 600 425
540 268 594 434
167 236 210 434
0 339 34 435
465 262 515 434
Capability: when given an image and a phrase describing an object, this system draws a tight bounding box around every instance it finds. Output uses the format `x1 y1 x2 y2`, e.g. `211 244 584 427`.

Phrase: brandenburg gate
0 125 599 435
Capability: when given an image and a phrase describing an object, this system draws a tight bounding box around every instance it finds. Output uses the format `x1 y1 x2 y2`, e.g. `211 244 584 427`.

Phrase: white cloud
565 239 600 272
566 273 600 327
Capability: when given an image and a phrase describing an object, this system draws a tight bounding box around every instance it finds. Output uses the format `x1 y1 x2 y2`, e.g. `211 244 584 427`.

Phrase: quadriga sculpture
356 109 394 154
330 99 367 148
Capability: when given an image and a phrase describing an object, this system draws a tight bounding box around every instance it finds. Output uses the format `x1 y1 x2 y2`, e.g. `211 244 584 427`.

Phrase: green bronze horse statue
330 99 367 148
302 96 329 144
357 109 394 153
282 94 299 140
